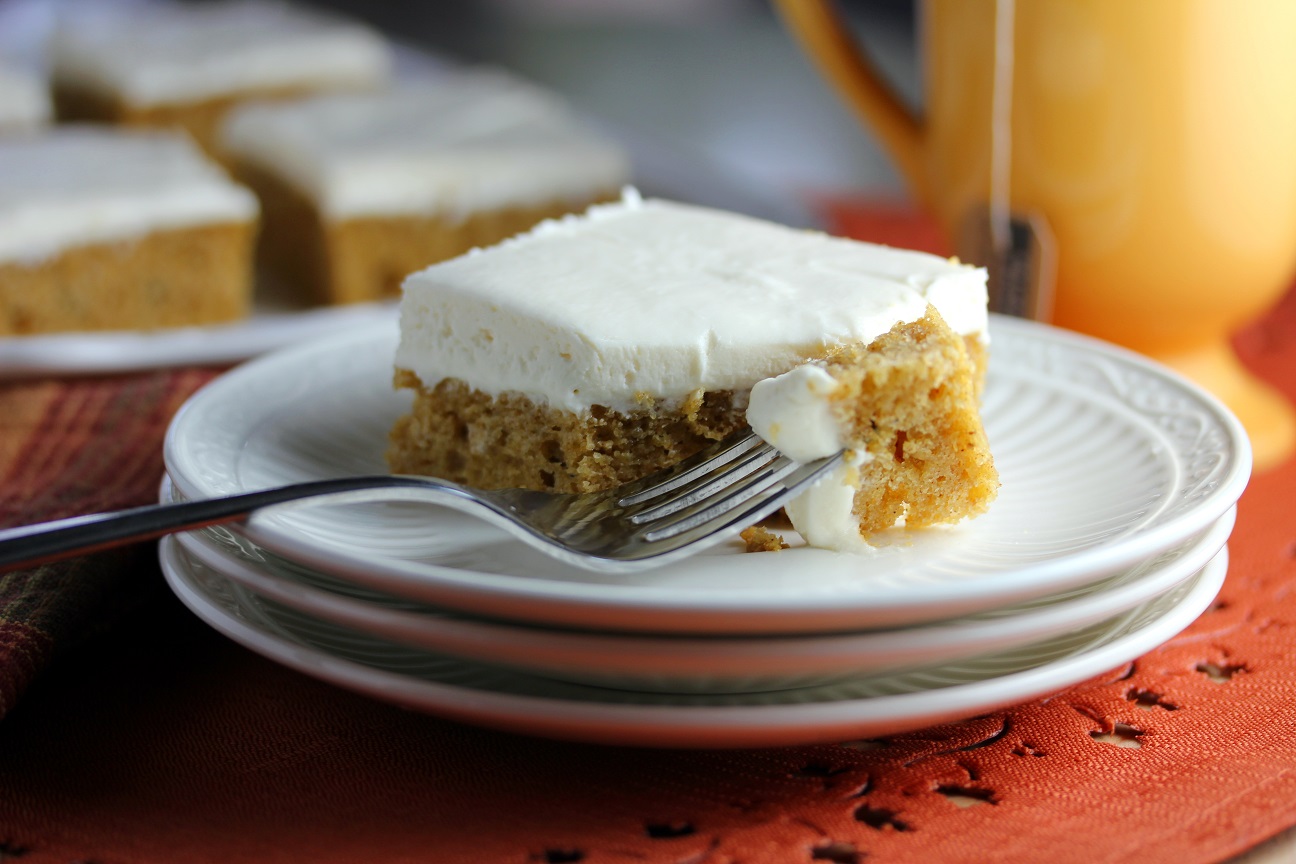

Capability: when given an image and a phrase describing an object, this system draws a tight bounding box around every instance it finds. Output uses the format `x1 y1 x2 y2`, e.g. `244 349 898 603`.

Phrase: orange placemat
0 369 220 717
1 206 1295 863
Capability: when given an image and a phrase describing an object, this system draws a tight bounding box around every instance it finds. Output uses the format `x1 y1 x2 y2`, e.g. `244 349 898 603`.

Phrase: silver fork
0 429 842 575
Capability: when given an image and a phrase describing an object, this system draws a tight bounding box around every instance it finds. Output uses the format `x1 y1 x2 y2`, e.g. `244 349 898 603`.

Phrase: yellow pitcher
775 0 1296 469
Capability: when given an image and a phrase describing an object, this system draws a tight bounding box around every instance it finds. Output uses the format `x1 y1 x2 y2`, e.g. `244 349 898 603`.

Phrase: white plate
163 315 1249 634
0 295 396 378
171 477 1235 693
160 535 1228 748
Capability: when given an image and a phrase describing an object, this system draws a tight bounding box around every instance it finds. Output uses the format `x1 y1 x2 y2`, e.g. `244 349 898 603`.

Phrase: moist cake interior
389 308 997 540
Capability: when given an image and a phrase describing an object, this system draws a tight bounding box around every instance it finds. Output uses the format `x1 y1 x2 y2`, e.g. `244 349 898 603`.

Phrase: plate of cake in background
0 0 632 376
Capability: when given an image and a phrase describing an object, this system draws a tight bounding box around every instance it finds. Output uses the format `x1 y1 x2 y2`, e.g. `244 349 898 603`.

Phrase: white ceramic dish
171 481 1235 693
163 315 1249 634
0 297 396 378
161 535 1228 748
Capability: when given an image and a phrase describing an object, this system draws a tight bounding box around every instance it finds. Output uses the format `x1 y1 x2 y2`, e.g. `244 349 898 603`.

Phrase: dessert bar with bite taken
388 191 998 552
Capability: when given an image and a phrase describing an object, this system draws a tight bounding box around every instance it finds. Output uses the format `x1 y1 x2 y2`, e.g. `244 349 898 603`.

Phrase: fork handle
0 476 441 574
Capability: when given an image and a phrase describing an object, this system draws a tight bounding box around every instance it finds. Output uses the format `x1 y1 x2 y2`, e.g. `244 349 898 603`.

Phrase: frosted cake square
220 70 630 305
0 127 258 335
49 0 391 160
388 193 998 552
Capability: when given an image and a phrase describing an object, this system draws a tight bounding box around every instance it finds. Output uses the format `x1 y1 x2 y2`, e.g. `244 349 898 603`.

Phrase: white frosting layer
0 127 258 265
397 192 988 413
746 364 843 463
221 70 630 219
0 62 50 131
50 1 391 107
748 364 876 553
785 457 877 554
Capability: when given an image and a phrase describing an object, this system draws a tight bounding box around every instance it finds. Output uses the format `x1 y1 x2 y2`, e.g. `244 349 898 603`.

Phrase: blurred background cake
0 126 258 334
221 69 629 305
48 0 392 162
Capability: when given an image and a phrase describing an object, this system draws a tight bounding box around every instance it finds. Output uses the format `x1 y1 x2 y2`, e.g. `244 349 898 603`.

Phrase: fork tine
625 442 779 524
615 428 765 506
638 456 798 541
640 451 843 543
476 433 844 572
532 447 778 548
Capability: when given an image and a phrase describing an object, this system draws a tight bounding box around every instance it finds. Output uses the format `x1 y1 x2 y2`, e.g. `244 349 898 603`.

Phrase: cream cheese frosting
396 190 988 414
220 70 630 220
745 363 879 552
745 364 844 463
0 127 258 265
785 458 878 553
747 364 877 552
49 0 391 107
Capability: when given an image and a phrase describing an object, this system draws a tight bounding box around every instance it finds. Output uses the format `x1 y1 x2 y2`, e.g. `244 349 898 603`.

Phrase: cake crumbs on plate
741 525 789 553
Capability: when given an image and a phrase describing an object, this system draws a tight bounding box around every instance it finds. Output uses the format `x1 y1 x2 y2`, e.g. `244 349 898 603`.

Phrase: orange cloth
0 205 1294 863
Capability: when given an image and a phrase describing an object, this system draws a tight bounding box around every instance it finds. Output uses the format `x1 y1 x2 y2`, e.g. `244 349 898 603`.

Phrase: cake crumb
741 525 789 553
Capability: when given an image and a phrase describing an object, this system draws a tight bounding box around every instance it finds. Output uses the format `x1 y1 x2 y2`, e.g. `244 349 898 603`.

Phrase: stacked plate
159 315 1250 748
